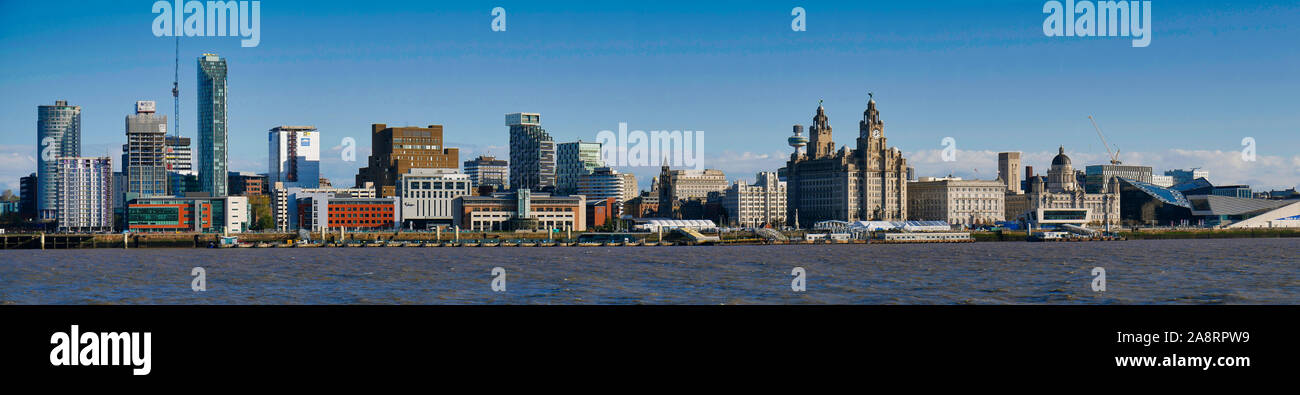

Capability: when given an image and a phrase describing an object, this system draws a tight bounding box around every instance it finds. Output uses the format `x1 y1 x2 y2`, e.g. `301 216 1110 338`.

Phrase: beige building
577 167 637 203
998 152 1022 194
453 190 586 231
782 98 909 228
1005 147 1120 226
722 172 787 227
907 176 1005 226
657 167 727 217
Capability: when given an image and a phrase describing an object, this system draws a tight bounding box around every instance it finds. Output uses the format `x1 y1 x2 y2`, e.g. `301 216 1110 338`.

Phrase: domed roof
1051 146 1071 166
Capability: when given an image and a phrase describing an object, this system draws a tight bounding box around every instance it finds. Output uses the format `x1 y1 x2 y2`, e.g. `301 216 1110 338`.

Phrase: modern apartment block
722 172 788 228
169 170 201 197
37 100 82 220
272 182 377 231
296 195 395 232
126 195 248 233
197 53 229 196
577 167 638 204
354 123 460 197
556 141 603 195
463 155 509 190
907 176 1006 226
1166 168 1210 185
124 100 169 198
165 135 192 171
268 125 321 189
507 113 556 191
228 172 267 196
1085 164 1152 193
55 157 113 232
19 173 37 221
998 152 1022 194
395 168 472 229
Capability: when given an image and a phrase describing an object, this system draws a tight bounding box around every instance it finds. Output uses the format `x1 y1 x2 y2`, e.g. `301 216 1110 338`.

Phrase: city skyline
2 0 1298 194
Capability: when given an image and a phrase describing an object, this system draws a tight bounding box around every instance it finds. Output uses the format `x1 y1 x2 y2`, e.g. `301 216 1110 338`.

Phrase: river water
1 238 1296 304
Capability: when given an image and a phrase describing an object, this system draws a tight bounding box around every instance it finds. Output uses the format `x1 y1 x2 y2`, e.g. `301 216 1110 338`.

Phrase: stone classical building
1006 147 1120 227
907 176 1005 226
722 172 787 228
781 98 909 228
656 166 727 218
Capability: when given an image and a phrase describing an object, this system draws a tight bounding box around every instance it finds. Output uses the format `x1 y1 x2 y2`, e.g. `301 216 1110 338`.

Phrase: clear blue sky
1 0 1297 192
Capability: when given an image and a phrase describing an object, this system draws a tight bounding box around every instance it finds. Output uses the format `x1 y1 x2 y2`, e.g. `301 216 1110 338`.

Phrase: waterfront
1 238 1297 305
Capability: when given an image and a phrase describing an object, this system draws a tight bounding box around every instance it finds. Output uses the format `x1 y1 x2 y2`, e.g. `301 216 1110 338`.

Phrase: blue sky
1 0 1297 192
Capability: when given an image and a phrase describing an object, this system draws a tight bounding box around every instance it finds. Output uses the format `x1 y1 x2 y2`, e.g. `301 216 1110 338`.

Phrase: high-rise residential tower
268 125 321 189
197 53 229 196
464 155 509 190
56 157 113 232
164 135 192 171
507 113 556 191
556 141 603 195
37 100 81 220
125 100 170 198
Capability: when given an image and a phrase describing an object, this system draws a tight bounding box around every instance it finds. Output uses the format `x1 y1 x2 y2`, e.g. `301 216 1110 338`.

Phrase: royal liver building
782 98 909 228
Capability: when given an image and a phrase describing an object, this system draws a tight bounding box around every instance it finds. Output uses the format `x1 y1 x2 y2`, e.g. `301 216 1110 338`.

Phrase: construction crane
171 36 180 144
1088 115 1121 165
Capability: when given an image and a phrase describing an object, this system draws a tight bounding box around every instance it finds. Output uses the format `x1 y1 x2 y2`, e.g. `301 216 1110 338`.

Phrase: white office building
268 126 321 189
272 181 376 231
396 169 473 229
722 172 787 228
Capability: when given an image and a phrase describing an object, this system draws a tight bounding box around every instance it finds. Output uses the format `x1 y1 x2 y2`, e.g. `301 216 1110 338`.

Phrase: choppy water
1 238 1297 304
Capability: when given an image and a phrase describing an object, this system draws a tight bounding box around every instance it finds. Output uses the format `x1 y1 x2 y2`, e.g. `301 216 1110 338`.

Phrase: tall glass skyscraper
36 100 81 220
507 112 556 191
197 53 229 196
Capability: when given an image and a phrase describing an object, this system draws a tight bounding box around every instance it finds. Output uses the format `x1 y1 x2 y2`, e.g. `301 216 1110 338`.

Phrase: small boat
253 242 273 248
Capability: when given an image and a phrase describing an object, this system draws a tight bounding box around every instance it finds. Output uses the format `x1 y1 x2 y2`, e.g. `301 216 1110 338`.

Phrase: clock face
872 129 881 137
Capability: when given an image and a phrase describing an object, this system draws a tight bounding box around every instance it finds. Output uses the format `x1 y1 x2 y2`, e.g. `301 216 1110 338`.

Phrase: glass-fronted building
37 100 81 220
127 195 248 233
197 54 228 196
556 141 603 195
507 113 556 191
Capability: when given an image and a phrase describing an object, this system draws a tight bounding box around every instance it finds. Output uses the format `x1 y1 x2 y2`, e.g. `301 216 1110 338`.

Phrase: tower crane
1088 115 1121 165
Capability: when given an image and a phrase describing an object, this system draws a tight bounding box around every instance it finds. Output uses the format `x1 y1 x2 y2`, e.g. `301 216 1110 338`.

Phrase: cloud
906 148 1300 191
0 145 38 193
